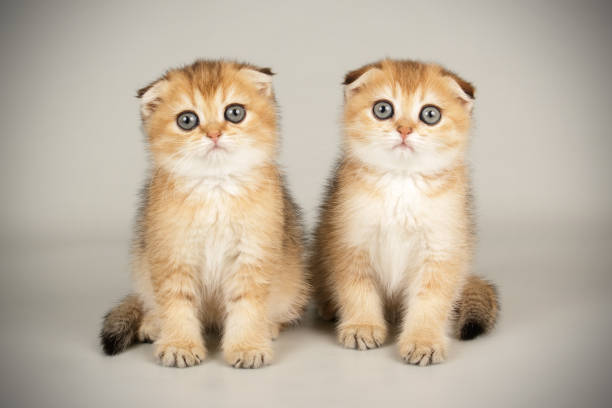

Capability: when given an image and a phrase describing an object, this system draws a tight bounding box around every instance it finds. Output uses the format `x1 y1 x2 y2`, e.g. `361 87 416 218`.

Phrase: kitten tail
454 276 500 340
100 294 143 355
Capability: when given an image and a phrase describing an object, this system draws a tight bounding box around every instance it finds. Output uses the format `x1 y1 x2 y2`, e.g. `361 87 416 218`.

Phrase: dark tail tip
454 275 500 340
459 319 485 341
100 294 143 356
100 325 132 355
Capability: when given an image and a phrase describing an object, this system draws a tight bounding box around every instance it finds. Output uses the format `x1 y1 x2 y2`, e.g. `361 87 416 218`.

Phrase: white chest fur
345 173 435 294
178 187 246 296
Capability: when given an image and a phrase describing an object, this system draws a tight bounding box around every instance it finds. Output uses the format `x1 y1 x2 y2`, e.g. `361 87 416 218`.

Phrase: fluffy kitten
100 60 310 369
311 59 499 366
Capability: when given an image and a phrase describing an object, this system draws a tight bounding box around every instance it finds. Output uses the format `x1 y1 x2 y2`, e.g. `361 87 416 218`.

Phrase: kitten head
342 59 475 174
138 60 277 179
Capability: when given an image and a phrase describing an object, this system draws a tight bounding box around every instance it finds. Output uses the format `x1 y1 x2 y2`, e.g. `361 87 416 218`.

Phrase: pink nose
397 126 413 140
206 130 221 141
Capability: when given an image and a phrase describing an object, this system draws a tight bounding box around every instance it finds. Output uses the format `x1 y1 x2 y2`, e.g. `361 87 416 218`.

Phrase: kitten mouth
206 144 226 154
393 142 414 152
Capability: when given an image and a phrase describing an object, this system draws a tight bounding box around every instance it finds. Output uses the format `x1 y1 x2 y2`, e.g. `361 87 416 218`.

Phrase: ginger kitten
100 60 310 369
311 59 499 366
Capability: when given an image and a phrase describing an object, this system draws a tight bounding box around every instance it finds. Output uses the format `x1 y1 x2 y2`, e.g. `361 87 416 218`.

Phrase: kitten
100 60 310 369
311 59 499 366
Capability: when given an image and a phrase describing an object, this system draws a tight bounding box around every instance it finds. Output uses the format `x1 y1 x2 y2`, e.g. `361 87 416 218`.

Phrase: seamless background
1 1 611 407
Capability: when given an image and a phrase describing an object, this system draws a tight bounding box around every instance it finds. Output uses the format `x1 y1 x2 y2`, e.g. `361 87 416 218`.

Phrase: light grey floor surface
1 227 611 408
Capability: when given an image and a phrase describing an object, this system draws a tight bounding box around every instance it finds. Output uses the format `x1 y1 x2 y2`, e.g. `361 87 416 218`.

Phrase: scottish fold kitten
101 60 310 369
311 59 499 366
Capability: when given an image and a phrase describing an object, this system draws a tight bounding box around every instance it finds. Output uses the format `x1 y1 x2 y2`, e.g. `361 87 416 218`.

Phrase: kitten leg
334 251 387 350
311 255 339 321
153 264 206 368
222 264 273 369
137 309 160 343
267 251 310 337
269 322 281 340
398 260 464 366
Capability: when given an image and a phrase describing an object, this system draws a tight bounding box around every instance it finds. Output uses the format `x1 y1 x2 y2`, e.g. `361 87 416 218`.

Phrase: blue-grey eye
420 105 441 125
372 100 394 120
176 111 199 130
224 104 246 124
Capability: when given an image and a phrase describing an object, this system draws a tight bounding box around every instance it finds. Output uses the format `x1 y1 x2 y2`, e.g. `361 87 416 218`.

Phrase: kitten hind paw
137 319 159 343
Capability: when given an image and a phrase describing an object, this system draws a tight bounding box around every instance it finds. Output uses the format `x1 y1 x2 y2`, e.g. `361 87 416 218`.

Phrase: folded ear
442 69 475 113
240 66 274 97
136 78 168 121
343 63 382 100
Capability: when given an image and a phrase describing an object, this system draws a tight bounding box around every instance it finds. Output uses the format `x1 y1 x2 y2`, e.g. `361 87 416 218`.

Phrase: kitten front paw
224 347 273 369
338 324 387 350
398 336 447 366
154 341 206 368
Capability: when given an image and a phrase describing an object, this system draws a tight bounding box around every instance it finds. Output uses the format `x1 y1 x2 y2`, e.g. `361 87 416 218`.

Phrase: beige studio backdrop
1 1 611 407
